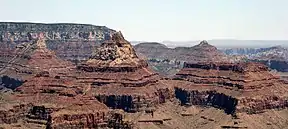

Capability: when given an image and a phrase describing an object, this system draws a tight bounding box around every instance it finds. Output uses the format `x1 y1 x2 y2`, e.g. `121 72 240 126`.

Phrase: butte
76 31 174 112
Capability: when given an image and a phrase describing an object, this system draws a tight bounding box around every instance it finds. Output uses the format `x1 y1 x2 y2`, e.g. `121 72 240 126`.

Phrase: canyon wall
172 62 288 114
0 22 114 42
0 22 116 62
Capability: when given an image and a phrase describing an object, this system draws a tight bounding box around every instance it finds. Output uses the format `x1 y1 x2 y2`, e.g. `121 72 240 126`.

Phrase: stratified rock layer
0 38 131 128
135 40 231 62
1 69 130 129
171 62 288 114
134 40 236 76
0 38 74 83
77 32 173 112
176 62 279 90
223 45 288 72
0 22 116 63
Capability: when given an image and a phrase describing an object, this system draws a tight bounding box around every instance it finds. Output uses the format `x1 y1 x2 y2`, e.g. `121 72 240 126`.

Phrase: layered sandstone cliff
0 22 116 62
176 62 279 90
171 62 288 115
0 22 114 42
0 37 131 128
76 32 173 112
0 38 73 83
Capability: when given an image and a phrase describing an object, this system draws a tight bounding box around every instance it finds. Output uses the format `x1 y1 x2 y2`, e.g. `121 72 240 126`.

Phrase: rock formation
0 38 131 128
77 32 173 112
134 41 235 76
222 45 288 72
171 62 288 115
0 22 116 63
0 27 286 128
135 40 232 62
0 37 73 84
82 31 145 70
0 22 114 42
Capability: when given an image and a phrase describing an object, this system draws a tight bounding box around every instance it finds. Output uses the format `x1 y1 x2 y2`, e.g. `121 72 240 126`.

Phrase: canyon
0 22 287 129
0 37 131 128
0 31 174 129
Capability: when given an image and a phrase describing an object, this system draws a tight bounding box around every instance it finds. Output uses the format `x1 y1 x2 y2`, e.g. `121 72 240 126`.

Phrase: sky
1 0 288 42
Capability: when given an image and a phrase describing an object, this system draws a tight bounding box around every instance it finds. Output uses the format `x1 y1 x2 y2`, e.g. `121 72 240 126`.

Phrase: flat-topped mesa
175 62 280 90
78 31 148 72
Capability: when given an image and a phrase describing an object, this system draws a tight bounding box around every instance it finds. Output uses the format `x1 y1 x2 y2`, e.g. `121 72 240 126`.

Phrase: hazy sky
1 0 287 42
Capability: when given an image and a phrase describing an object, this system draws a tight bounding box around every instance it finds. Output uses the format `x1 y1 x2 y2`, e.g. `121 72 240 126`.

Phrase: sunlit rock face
0 22 116 63
0 37 74 83
0 37 130 128
84 31 146 69
76 31 173 112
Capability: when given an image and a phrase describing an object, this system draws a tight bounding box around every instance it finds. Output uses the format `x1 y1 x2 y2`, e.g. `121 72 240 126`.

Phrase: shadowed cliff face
0 76 24 90
175 87 238 114
250 59 288 72
96 95 133 112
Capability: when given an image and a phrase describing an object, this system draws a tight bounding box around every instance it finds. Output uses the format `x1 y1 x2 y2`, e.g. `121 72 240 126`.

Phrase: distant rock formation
222 45 288 72
0 22 114 42
134 40 235 76
135 40 231 62
0 22 116 62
